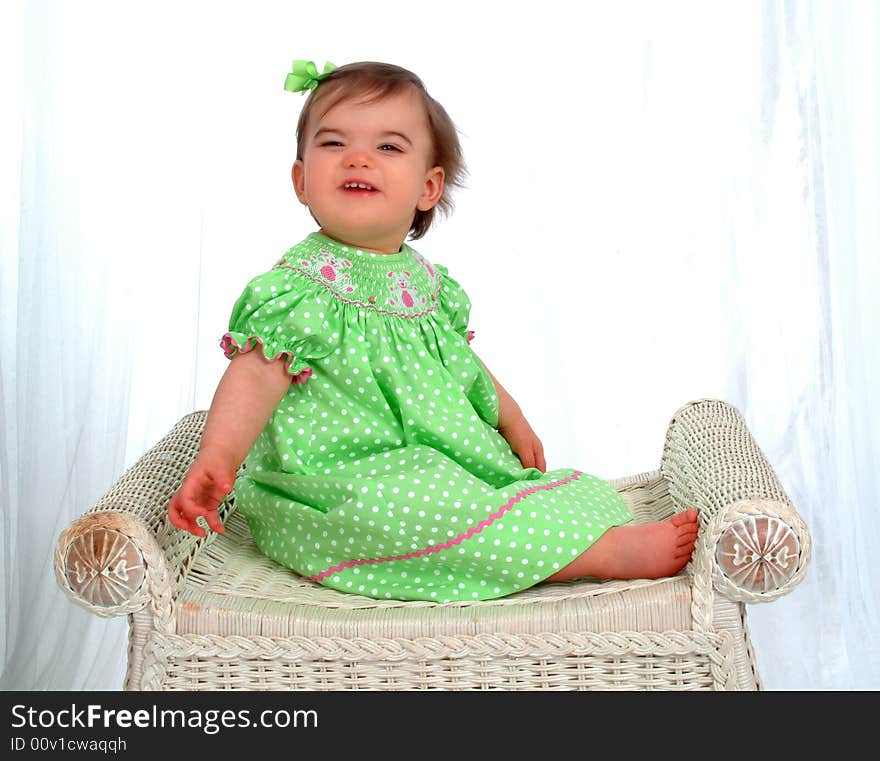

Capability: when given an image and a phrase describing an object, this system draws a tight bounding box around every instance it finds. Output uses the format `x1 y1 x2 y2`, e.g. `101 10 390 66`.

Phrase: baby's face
293 88 444 254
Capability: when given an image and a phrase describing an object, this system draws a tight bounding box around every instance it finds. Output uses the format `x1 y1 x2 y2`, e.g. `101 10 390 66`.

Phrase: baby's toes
670 509 699 527
679 525 699 541
677 531 697 547
672 510 699 553
674 543 696 560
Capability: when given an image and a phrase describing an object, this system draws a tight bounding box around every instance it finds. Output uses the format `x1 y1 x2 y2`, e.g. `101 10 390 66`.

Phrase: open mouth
342 182 378 194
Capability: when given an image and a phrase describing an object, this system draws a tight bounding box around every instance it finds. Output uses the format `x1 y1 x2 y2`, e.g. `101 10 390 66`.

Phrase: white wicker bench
54 398 810 690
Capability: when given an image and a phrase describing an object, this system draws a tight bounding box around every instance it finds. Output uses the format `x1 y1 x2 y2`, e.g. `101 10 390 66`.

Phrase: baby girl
167 59 698 602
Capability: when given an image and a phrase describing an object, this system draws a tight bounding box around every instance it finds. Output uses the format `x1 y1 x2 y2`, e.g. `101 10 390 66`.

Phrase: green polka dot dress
221 231 633 602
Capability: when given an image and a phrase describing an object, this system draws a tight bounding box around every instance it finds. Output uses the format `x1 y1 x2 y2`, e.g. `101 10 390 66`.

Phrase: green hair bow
284 60 337 94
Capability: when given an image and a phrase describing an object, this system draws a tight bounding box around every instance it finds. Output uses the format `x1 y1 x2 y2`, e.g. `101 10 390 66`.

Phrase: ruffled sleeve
434 263 475 344
219 266 335 384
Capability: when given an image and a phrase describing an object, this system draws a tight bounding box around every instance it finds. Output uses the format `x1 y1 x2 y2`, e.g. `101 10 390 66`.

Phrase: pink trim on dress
219 333 313 384
305 470 583 582
467 330 475 344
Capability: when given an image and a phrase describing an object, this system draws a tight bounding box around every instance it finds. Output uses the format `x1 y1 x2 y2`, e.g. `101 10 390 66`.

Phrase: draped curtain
2 0 877 689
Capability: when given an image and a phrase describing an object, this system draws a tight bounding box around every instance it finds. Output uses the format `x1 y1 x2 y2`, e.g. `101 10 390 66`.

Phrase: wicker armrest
660 398 811 604
53 411 224 627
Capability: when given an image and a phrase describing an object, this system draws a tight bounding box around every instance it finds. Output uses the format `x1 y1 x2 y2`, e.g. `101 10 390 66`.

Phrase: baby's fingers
517 444 537 470
517 436 546 473
533 439 546 473
203 508 226 534
168 495 208 536
200 480 231 534
182 508 209 537
167 494 192 529
206 479 234 508
167 501 185 531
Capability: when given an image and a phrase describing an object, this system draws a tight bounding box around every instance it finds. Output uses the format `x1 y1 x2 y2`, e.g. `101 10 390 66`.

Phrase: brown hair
295 61 467 240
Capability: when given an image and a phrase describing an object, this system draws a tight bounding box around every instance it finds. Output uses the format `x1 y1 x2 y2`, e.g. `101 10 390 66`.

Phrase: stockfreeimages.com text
10 703 317 735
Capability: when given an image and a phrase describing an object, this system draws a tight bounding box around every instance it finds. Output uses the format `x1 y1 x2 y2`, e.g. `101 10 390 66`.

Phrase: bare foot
545 509 700 582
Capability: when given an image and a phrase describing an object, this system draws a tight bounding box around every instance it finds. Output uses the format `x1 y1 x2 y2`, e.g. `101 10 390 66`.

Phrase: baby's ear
292 160 307 204
417 166 445 211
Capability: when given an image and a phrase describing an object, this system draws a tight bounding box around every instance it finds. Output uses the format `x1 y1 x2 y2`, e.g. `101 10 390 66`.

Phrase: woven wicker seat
55 398 810 690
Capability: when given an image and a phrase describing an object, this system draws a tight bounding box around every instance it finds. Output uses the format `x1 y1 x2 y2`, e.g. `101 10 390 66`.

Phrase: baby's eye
319 141 343 147
379 144 401 152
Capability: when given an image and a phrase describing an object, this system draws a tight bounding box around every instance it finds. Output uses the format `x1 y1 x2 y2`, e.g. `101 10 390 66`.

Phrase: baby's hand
499 414 547 473
167 453 236 537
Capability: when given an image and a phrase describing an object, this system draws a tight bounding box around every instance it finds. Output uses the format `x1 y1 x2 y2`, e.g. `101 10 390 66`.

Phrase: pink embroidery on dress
277 263 440 317
289 248 357 294
304 471 583 582
273 247 444 316
386 269 426 308
412 251 438 281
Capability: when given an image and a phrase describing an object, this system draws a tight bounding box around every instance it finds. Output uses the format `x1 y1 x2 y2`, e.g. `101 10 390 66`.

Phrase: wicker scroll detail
660 398 810 623
62 528 146 607
691 498 810 612
715 515 799 594
54 511 176 632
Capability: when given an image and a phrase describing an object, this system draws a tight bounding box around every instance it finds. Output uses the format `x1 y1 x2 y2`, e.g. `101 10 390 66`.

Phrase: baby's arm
473 351 546 473
167 350 293 536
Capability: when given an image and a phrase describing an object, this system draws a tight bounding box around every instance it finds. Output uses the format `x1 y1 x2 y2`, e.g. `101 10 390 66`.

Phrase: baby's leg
544 510 699 582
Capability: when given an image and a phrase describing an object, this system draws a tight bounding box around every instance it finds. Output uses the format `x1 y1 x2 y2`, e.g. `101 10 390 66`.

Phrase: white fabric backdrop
1 0 877 689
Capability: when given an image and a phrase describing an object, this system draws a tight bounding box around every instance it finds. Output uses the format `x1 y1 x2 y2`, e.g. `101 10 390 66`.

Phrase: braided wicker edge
140 629 738 691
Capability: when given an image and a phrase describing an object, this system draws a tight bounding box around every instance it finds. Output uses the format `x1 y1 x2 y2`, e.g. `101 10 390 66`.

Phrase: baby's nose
344 148 372 167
